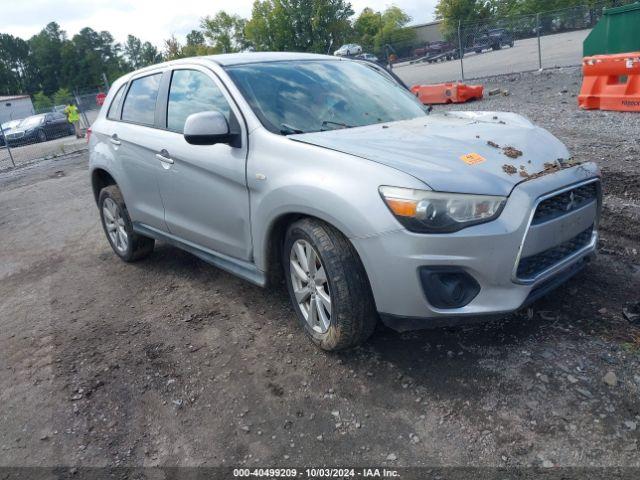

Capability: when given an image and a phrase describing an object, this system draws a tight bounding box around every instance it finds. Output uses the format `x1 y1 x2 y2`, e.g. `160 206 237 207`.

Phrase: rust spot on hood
519 158 584 182
502 164 517 175
503 146 523 158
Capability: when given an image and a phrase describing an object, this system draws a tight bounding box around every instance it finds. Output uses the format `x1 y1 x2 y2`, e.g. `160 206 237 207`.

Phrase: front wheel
283 218 377 351
37 129 47 142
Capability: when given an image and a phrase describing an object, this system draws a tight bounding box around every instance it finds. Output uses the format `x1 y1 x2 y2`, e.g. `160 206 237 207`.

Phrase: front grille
516 226 593 280
532 182 598 225
6 132 24 140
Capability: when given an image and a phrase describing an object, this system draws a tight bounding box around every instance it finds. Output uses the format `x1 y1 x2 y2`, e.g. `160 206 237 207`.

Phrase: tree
201 12 247 53
186 30 206 47
245 0 353 53
0 34 35 94
124 35 143 69
62 28 124 90
163 35 183 60
354 8 382 51
140 42 162 66
32 91 52 111
353 6 415 57
28 22 66 95
53 87 72 105
435 0 493 37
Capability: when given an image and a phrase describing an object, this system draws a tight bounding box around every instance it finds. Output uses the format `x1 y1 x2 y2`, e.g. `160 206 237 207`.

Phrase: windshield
19 116 45 128
225 60 427 135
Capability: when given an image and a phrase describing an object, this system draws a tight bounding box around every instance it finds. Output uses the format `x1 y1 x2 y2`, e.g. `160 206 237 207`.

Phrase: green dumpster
584 2 640 56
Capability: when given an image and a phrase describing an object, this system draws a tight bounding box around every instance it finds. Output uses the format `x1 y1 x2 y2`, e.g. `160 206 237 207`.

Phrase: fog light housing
419 267 480 309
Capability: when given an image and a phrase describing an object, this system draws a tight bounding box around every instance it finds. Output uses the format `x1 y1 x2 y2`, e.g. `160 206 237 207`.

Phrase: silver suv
89 52 601 351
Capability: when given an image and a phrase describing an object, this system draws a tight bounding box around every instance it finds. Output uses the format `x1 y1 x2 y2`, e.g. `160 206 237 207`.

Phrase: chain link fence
0 89 104 172
392 0 634 86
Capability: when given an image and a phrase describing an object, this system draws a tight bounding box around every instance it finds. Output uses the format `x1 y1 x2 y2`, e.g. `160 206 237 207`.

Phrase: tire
283 218 377 351
37 129 47 142
98 185 154 262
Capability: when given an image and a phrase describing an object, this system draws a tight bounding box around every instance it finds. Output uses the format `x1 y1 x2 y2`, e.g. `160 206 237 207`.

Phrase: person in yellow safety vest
64 103 82 138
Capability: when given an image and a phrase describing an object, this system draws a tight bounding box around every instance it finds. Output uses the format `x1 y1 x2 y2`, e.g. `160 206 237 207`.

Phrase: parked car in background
414 40 456 58
333 44 362 56
473 28 514 53
90 52 600 351
356 53 378 62
4 112 75 146
0 119 21 146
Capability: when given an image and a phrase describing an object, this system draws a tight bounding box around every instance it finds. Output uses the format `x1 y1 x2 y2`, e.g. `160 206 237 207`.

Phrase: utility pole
458 19 465 81
102 72 110 91
0 122 16 168
537 13 543 71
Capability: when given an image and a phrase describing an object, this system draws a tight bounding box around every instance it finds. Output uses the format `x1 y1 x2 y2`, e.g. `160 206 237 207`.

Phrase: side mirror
183 111 236 146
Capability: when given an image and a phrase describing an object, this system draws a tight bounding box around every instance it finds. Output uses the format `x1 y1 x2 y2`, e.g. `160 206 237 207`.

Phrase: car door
51 112 67 136
154 66 252 260
43 113 58 138
110 72 169 232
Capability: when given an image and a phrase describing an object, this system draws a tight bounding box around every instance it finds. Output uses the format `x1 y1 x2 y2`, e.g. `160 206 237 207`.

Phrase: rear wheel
283 218 377 351
98 185 154 262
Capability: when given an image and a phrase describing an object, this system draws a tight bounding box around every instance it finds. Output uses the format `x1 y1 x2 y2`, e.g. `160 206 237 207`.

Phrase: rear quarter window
121 74 162 125
107 85 126 120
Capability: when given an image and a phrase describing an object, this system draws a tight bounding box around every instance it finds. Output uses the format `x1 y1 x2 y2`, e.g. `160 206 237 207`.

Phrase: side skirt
133 222 267 287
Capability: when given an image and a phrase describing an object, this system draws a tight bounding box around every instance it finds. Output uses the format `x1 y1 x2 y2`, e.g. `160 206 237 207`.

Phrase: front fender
247 128 427 272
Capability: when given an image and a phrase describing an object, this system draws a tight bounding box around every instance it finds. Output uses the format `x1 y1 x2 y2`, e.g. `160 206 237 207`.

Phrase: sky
1 0 438 49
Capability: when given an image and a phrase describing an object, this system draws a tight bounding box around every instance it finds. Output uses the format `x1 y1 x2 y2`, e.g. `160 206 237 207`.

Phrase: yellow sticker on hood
460 152 486 165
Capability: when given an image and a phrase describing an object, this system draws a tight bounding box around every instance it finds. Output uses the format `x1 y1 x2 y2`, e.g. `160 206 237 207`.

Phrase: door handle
109 135 120 146
155 150 174 164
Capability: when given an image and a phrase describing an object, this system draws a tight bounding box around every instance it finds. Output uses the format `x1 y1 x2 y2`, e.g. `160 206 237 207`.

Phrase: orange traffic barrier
578 52 640 112
410 82 484 104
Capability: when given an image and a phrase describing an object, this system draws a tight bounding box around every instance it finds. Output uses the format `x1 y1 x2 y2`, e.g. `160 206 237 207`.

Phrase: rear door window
167 69 231 133
121 73 162 125
107 85 126 120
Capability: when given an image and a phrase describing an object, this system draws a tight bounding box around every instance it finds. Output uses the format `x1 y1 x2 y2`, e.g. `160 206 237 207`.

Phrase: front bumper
6 131 37 146
351 163 601 330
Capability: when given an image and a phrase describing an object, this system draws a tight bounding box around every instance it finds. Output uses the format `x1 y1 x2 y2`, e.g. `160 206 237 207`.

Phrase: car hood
3 127 25 135
289 111 571 196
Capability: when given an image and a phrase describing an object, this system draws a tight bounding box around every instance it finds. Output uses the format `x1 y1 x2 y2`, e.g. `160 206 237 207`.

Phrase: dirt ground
1 68 639 473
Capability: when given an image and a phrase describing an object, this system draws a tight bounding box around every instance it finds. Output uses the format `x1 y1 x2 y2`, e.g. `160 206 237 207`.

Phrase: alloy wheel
102 197 129 254
289 239 332 333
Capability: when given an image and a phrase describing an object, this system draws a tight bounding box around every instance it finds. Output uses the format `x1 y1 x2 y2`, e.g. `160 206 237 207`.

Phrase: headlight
379 186 506 233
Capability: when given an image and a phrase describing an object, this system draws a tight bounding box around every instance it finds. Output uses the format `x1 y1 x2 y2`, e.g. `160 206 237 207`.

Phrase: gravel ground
0 68 639 474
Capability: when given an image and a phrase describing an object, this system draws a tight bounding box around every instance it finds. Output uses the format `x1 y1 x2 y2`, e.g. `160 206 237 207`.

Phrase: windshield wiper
320 120 354 131
280 123 305 135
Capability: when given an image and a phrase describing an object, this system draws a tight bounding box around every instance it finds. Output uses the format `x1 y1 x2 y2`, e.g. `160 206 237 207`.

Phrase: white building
0 95 35 124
